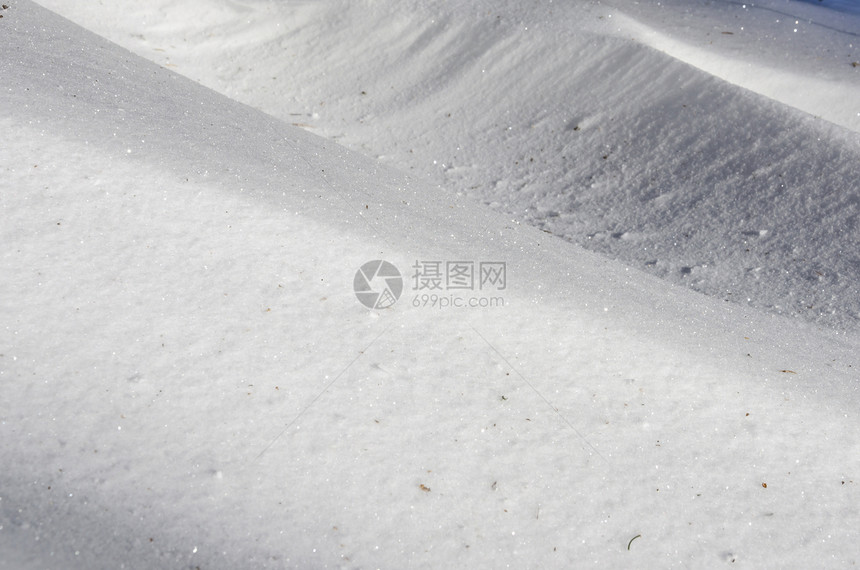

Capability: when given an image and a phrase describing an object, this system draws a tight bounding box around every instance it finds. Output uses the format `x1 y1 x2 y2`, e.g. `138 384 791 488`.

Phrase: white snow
34 0 860 329
1 0 859 568
605 0 860 133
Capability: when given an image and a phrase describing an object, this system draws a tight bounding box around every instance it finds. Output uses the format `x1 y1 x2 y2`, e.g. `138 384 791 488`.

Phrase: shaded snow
37 0 860 330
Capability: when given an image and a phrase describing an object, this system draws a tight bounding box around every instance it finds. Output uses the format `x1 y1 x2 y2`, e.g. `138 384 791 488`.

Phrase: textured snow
1 0 859 568
37 0 860 330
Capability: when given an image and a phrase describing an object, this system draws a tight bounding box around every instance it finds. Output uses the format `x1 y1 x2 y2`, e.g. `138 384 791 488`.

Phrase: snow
1 0 859 568
605 0 860 132
33 0 860 330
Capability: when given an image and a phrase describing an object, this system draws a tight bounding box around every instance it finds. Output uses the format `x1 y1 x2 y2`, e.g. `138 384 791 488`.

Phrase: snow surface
1 0 859 568
33 0 860 331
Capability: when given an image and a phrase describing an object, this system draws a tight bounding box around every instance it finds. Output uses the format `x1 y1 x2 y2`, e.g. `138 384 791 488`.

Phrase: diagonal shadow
252 322 395 462
469 324 609 465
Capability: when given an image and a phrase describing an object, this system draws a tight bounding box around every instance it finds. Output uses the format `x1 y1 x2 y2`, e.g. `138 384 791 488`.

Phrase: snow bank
36 0 860 330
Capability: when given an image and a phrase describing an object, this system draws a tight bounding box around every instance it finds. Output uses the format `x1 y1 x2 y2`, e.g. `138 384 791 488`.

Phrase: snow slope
607 0 860 132
35 0 860 331
2 1 859 569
